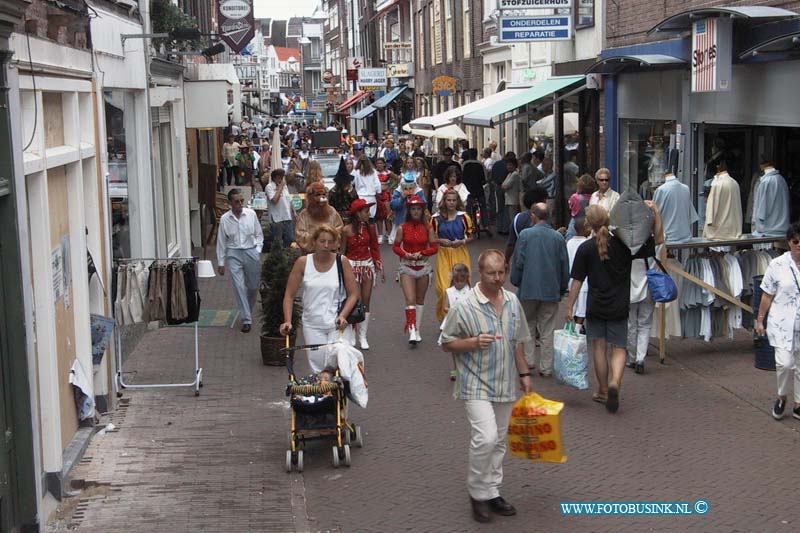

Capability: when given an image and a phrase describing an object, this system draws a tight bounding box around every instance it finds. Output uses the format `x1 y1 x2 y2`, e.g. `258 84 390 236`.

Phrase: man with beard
295 181 344 253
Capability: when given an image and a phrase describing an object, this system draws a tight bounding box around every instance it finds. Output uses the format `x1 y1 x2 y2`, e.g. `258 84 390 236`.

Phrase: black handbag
335 254 366 324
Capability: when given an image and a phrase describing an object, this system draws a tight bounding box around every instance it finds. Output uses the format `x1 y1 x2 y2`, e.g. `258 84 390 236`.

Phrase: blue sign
498 15 572 42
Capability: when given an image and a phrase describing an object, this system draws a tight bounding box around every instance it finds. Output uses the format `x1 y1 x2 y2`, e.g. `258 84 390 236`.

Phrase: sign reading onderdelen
499 15 572 42
498 0 573 9
358 68 387 88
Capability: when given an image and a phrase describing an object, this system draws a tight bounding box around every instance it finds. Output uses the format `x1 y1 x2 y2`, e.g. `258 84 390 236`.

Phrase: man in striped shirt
441 249 533 523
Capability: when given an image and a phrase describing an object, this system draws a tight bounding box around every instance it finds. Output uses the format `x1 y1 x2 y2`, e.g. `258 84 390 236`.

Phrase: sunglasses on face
597 179 609 182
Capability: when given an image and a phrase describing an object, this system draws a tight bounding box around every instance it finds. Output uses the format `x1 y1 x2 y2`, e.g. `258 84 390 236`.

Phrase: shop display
752 166 790 237
703 170 743 241
652 173 698 244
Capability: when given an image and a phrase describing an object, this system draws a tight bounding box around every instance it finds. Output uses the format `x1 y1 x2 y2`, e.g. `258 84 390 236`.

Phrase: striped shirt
441 284 531 402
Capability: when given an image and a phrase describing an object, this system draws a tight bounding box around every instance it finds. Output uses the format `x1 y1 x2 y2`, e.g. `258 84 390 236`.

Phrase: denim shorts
585 317 628 347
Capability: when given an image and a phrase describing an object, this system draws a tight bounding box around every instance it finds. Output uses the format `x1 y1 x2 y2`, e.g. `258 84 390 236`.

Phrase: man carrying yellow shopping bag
441 249 534 524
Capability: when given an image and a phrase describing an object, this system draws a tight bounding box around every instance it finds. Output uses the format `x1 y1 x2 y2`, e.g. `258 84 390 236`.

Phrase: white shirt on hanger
216 207 264 267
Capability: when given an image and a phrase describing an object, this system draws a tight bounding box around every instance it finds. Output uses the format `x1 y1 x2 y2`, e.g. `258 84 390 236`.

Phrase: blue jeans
270 220 295 247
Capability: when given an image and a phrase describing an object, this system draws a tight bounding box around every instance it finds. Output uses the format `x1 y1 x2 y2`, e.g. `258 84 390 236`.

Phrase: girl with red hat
341 198 385 350
393 195 438 345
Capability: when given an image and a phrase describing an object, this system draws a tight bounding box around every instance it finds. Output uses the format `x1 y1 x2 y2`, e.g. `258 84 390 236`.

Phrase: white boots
415 305 424 343
358 313 370 350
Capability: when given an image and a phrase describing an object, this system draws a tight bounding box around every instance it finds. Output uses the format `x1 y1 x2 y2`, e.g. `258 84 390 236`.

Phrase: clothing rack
656 236 785 363
113 256 203 397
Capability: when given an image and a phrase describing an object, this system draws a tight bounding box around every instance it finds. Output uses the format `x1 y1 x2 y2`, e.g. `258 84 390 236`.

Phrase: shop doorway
697 124 800 231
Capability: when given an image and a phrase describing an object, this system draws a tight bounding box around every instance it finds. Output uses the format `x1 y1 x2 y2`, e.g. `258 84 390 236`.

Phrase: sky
254 0 319 20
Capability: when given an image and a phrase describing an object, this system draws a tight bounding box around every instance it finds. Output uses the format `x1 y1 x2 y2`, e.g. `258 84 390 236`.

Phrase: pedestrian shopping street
48 237 800 532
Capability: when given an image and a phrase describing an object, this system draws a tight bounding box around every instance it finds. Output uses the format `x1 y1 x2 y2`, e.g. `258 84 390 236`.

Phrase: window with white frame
325 42 331 69
444 0 453 63
462 0 471 59
417 10 425 69
430 3 438 65
483 0 494 21
329 4 339 30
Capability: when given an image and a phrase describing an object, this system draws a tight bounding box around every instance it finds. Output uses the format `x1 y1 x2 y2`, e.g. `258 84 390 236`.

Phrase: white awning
402 123 468 140
409 88 525 130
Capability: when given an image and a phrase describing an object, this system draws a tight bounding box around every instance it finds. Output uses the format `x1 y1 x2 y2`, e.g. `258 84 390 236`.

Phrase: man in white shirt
266 168 296 247
489 140 501 163
217 189 264 332
590 168 620 213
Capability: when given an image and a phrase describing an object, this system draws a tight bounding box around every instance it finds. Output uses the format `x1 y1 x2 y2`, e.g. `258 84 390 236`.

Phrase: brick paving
50 237 800 532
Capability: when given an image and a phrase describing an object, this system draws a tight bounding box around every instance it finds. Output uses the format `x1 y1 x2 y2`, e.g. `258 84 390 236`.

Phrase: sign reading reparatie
218 0 255 54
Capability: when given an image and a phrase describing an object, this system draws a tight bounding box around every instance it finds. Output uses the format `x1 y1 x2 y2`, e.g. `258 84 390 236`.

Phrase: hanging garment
166 262 189 325
183 261 201 323
127 262 145 324
703 171 743 241
115 266 130 326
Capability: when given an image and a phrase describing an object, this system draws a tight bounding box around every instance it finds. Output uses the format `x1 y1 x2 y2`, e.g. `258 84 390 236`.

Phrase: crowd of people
216 116 800 523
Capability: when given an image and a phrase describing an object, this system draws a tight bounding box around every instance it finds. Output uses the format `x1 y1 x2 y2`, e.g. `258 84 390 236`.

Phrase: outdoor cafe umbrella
529 112 579 138
402 123 468 141
271 125 282 172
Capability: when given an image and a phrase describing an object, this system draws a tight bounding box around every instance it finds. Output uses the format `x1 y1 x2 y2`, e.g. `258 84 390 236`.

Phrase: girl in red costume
341 198 385 350
393 195 438 345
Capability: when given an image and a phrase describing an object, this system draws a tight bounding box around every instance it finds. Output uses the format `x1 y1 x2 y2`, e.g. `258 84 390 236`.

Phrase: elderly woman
341 198 385 350
280 225 359 372
757 222 800 420
393 195 438 345
432 188 474 322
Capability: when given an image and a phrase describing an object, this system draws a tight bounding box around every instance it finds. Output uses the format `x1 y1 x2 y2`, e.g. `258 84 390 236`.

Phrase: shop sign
218 0 255 54
358 68 387 88
499 15 572 42
388 63 412 77
359 86 383 91
322 70 334 84
499 0 572 9
432 76 457 97
691 17 732 93
347 57 365 69
385 42 413 50
346 69 359 81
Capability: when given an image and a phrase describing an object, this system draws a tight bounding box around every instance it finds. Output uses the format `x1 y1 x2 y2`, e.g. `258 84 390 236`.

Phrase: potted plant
260 239 301 365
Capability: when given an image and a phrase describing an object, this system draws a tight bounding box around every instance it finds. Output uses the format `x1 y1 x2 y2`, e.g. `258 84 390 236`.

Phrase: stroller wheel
285 450 293 473
353 425 364 448
343 444 351 467
296 450 304 473
343 427 351 446
332 446 340 468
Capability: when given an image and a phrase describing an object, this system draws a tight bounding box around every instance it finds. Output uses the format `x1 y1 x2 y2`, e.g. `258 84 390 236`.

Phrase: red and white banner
691 17 732 93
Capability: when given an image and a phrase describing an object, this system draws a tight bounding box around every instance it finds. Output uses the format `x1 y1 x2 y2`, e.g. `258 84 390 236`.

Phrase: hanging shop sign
385 42 413 50
388 63 412 77
346 69 359 81
691 17 732 93
432 76 457 97
322 70 334 84
498 15 572 42
358 68 388 88
498 0 573 9
347 57 365 69
217 0 256 54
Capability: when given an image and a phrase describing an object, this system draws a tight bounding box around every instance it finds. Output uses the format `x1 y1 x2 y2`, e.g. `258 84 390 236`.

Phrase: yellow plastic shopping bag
508 392 567 463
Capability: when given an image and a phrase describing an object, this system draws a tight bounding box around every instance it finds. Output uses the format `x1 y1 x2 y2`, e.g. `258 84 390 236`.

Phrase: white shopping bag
328 341 369 408
553 323 589 390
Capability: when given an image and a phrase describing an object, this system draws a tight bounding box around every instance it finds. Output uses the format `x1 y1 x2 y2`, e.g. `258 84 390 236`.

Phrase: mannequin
652 171 698 244
752 158 790 237
703 166 743 241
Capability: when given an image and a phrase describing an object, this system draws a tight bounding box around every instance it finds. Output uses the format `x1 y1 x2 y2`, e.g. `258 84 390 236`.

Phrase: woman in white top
280 224 359 373
757 222 800 420
435 165 470 207
353 155 382 219
566 217 590 323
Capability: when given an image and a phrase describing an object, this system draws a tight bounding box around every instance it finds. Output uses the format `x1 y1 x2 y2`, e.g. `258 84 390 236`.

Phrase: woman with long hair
353 155 382 220
305 160 324 185
393 195 438 345
565 173 597 241
414 157 431 205
328 157 359 218
280 224 359 372
375 157 398 244
435 165 470 209
341 198 385 350
432 189 474 321
565 203 662 413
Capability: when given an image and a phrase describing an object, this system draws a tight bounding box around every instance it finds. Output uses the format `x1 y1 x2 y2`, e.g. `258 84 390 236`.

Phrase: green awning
351 104 377 120
462 75 585 128
372 84 409 109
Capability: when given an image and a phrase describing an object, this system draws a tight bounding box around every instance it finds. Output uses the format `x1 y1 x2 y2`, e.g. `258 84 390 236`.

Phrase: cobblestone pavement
51 237 800 532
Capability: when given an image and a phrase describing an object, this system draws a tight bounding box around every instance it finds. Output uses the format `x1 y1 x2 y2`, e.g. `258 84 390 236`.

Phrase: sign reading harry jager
217 0 255 54
498 0 573 9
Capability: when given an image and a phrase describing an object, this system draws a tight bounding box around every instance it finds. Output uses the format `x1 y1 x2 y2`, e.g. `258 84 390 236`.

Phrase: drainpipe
139 0 160 257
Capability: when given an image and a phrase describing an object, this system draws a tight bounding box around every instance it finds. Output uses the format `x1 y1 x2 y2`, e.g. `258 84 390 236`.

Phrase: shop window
619 119 678 197
104 91 136 260
576 0 595 29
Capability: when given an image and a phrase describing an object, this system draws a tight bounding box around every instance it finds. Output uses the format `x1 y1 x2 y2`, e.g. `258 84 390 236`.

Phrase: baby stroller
282 337 364 473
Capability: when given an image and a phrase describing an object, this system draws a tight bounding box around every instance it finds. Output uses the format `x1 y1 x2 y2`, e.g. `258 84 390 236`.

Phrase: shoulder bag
645 257 678 303
336 254 366 324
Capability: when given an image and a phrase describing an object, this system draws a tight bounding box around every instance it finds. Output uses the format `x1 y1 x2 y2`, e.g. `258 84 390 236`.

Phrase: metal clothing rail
114 257 203 397
656 236 785 363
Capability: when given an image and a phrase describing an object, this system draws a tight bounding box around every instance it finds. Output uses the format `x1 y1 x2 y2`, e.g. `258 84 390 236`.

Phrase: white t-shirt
265 181 294 223
566 236 589 317
630 258 649 303
353 169 382 217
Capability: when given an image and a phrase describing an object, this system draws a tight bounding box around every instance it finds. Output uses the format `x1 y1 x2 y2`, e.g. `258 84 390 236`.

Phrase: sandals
592 392 607 404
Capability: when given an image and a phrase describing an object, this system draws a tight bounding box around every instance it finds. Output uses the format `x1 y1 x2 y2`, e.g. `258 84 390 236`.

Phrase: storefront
598 6 800 234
